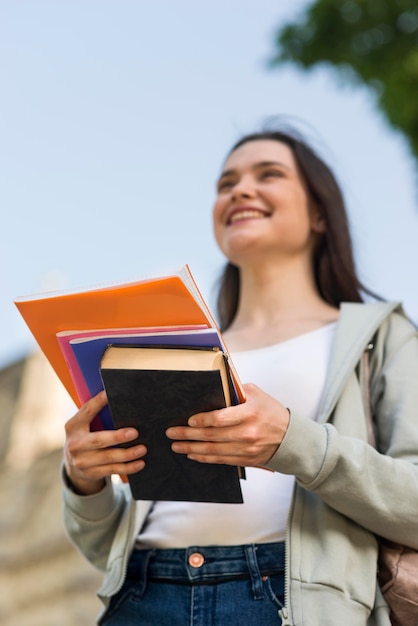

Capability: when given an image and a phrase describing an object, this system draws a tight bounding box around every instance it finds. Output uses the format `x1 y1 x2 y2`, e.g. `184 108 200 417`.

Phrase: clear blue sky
2 0 418 369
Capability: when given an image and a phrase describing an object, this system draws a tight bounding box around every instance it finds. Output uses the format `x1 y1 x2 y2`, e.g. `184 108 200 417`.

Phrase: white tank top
136 322 336 548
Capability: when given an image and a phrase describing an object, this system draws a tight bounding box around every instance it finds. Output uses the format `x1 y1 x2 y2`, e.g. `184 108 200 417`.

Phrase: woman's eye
261 170 282 179
217 179 234 192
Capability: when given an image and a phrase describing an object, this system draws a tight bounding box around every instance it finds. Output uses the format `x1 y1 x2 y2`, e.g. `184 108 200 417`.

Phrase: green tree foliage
272 0 418 162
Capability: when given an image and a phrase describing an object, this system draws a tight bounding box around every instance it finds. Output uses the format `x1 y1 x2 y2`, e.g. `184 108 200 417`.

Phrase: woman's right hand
64 390 147 495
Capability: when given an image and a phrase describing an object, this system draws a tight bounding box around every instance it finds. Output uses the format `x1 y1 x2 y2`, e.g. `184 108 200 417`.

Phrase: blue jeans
99 542 285 625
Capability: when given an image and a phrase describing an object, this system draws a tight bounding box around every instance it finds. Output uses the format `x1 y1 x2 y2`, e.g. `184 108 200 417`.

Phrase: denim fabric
99 542 284 625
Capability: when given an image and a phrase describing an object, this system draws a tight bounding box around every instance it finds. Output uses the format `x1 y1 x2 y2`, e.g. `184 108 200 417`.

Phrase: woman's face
212 139 321 267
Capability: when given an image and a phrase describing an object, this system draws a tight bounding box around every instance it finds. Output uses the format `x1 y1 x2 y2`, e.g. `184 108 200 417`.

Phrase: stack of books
14 266 245 503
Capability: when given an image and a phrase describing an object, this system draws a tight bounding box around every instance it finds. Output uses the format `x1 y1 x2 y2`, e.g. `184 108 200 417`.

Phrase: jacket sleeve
62 469 130 572
265 312 418 549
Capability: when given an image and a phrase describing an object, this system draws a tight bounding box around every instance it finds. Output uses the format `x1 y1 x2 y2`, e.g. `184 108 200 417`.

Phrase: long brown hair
216 127 375 331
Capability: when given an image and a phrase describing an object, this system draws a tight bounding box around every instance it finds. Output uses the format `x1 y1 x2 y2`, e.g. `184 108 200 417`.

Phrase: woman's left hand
166 383 290 467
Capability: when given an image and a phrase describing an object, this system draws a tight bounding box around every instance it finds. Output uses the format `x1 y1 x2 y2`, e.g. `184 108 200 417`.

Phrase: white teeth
229 210 266 223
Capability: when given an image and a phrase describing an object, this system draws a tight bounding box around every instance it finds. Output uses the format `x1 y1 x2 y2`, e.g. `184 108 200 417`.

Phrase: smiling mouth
228 209 270 225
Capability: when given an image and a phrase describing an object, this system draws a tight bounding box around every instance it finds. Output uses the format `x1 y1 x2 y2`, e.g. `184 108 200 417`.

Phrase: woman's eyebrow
255 160 291 170
218 168 236 179
219 160 290 179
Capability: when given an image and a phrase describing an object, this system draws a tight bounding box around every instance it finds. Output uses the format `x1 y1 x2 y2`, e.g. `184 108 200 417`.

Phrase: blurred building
0 351 102 626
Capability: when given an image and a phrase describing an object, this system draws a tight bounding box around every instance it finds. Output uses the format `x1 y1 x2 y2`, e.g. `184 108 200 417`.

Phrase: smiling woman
212 137 339 352
62 123 418 626
213 140 318 268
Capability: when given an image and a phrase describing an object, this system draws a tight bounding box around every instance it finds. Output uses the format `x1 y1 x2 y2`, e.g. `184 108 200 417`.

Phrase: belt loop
244 544 264 600
137 548 156 598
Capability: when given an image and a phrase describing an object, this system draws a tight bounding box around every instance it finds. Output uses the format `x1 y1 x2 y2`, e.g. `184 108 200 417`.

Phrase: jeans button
188 552 205 568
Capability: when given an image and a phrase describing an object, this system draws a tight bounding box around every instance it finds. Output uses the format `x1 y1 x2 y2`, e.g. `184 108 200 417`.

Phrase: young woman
62 127 418 625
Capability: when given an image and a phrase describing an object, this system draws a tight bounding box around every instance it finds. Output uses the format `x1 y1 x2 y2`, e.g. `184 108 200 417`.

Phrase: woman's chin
219 231 263 259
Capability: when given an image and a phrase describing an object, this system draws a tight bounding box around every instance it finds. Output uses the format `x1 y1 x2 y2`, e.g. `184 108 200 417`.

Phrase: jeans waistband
131 542 285 585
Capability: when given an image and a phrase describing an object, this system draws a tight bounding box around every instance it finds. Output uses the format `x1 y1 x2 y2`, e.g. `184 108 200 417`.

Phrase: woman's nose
231 177 256 199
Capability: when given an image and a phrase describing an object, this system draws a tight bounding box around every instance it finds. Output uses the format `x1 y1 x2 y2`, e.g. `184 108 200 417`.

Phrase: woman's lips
227 207 270 225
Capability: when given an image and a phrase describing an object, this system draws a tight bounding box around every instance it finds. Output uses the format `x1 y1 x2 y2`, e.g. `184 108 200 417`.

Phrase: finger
177 445 277 468
82 443 148 468
65 391 109 434
67 442 148 479
186 454 271 467
110 458 146 476
188 404 246 428
187 453 245 465
88 448 147 477
65 426 140 464
171 439 279 467
82 426 140 451
183 383 259 429
76 456 147 480
166 424 235 442
171 440 241 456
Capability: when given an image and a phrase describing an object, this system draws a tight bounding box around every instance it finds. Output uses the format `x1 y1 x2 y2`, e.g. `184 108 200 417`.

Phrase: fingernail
125 429 137 439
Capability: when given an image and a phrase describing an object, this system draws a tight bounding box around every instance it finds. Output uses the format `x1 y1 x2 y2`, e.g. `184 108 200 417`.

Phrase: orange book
14 266 245 408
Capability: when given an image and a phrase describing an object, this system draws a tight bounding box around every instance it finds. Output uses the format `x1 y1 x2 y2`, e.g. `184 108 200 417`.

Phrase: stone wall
0 354 103 626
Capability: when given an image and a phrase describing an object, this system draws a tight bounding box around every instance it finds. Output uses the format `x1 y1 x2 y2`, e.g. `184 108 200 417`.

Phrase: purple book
67 327 235 430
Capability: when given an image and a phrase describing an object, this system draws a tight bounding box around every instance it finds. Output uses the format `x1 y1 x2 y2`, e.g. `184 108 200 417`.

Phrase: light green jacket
63 302 418 625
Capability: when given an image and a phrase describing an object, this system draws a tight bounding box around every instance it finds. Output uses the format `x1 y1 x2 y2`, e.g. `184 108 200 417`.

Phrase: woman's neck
224 260 339 350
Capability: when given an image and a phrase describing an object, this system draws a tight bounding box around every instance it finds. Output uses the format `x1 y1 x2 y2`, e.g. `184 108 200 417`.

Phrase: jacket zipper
279 608 292 625
278 523 292 625
279 479 296 626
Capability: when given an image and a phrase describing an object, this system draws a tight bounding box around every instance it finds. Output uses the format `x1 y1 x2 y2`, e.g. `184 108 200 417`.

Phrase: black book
100 345 244 503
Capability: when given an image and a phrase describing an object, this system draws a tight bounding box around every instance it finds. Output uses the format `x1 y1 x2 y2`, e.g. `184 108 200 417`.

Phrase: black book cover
100 366 244 503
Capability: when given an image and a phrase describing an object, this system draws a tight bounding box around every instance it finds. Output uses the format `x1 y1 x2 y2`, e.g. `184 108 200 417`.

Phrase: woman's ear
311 212 326 234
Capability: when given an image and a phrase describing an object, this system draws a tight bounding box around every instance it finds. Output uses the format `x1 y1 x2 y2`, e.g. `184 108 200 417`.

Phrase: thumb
66 390 108 432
